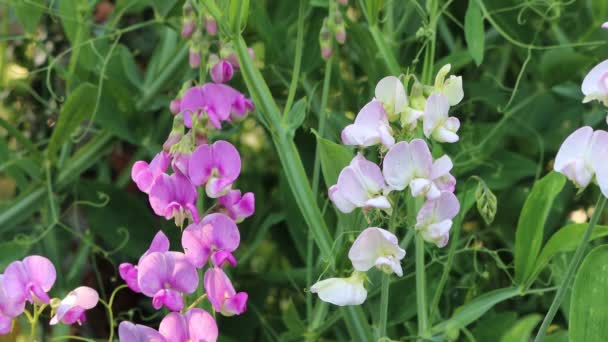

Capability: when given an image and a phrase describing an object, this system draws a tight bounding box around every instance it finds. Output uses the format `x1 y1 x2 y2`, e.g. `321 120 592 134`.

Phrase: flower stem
379 273 390 338
103 284 128 342
187 294 208 311
534 195 607 342
415 233 429 340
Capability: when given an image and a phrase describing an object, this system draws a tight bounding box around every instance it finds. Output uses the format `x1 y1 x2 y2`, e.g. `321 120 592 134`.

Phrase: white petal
311 275 367 306
423 94 450 138
375 76 408 115
554 127 593 173
410 178 432 198
443 75 464 106
364 196 392 210
582 60 608 96
383 141 414 190
433 127 459 143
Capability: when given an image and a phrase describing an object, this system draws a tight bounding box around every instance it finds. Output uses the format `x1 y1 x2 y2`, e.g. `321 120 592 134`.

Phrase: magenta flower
119 321 166 342
0 274 27 335
50 286 99 326
341 100 395 148
204 267 248 316
182 213 240 268
210 60 234 84
131 152 170 194
158 309 218 342
383 139 455 200
3 255 56 304
119 230 170 293
138 251 199 311
179 84 254 129
188 140 241 198
329 154 391 213
218 190 255 223
226 48 254 69
149 172 200 225
415 192 460 247
181 21 195 38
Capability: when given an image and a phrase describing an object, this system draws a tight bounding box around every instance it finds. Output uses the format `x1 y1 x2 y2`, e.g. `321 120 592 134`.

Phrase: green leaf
514 172 566 284
570 245 608 342
499 314 542 342
46 83 98 160
282 300 305 334
11 0 45 34
283 98 307 136
431 287 520 335
150 0 178 17
315 135 353 189
464 0 485 66
58 0 89 44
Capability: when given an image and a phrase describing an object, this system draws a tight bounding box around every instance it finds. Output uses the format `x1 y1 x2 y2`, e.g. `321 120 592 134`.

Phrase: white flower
310 272 367 306
582 60 608 106
434 64 464 106
348 228 406 276
341 100 395 148
423 93 460 143
415 192 460 248
374 76 408 121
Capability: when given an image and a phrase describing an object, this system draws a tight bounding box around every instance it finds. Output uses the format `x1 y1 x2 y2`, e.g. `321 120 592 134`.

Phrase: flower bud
333 11 346 44
210 60 234 84
189 47 201 68
319 18 333 60
170 98 181 115
181 20 195 38
205 15 218 36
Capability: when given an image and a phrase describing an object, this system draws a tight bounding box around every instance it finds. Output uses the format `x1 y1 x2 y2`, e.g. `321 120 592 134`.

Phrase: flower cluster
319 1 348 60
312 65 463 306
0 255 99 335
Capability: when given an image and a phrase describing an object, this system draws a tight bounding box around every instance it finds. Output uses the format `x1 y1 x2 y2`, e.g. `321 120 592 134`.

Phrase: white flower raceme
348 228 406 276
423 93 460 143
310 271 367 306
382 139 456 200
341 100 395 148
582 60 608 106
554 126 608 197
415 192 460 248
374 76 423 130
329 154 392 213
434 64 464 106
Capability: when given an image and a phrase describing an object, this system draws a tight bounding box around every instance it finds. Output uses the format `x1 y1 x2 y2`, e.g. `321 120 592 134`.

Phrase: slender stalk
421 0 438 84
311 58 333 195
283 0 306 116
368 25 400 75
416 233 429 340
534 196 607 342
103 284 128 342
379 274 390 338
187 294 208 310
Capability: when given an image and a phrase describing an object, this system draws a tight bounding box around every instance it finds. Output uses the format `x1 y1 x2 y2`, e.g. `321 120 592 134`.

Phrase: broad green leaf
472 312 518 342
464 0 485 66
315 135 353 189
499 314 541 342
58 0 89 44
514 172 566 284
431 287 520 334
46 83 98 159
12 0 45 34
570 245 608 342
283 98 307 136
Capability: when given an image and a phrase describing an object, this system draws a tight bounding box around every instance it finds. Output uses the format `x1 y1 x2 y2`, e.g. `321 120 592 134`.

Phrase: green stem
311 58 333 195
368 25 400 75
136 45 188 110
104 284 128 342
283 0 306 117
416 233 429 340
187 293 208 310
534 196 607 342
379 274 390 338
421 0 438 84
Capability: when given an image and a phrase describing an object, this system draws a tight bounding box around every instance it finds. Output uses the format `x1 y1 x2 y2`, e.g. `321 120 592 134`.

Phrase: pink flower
423 93 460 143
210 60 234 84
218 190 255 223
3 255 56 304
188 140 241 198
50 286 99 326
329 154 391 213
119 321 166 342
119 230 170 293
348 228 406 276
0 273 27 335
131 152 170 194
179 84 254 129
182 213 240 268
383 139 455 200
149 172 200 225
159 309 218 342
582 60 608 105
204 267 247 316
341 100 395 148
554 126 608 196
415 192 460 247
138 251 199 311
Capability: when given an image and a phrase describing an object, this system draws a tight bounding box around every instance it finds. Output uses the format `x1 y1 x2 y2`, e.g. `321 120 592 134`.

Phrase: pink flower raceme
189 140 241 198
218 190 255 223
210 60 234 84
582 60 608 105
138 251 199 311
179 84 254 129
415 192 460 247
3 255 56 305
50 286 99 326
329 154 392 213
149 172 200 225
423 93 460 143
554 126 608 196
159 308 218 342
119 230 170 293
182 213 240 268
348 228 406 276
119 321 166 342
204 267 247 316
341 100 395 148
383 139 455 200
131 151 170 194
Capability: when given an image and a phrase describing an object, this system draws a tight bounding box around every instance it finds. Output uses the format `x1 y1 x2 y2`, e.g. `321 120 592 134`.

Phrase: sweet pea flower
210 60 234 84
179 84 254 129
603 22 608 29
119 321 166 342
415 192 460 247
50 286 99 325
131 152 170 194
348 228 406 276
218 190 255 223
582 60 608 106
182 213 240 268
329 153 392 213
119 230 170 293
0 274 27 335
138 252 199 311
554 126 608 196
170 99 181 115
310 271 367 306
189 140 241 198
423 93 460 143
374 76 424 129
434 64 464 106
204 267 248 316
159 309 218 342
341 100 395 148
383 139 456 199
149 172 200 225
3 255 56 304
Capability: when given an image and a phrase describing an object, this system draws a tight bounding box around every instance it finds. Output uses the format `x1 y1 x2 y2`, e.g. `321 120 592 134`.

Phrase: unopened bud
205 15 218 36
210 60 234 84
181 20 195 38
170 98 181 115
319 18 333 60
189 47 201 68
337 0 348 5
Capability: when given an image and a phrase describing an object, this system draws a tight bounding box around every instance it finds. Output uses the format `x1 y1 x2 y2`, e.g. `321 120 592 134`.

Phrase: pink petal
152 289 184 312
168 252 199 294
159 312 189 342
23 256 56 293
118 263 140 293
204 267 236 312
138 252 172 297
0 315 12 335
119 321 167 342
582 60 608 96
222 292 248 316
554 127 593 173
423 93 450 138
211 251 237 268
210 60 234 84
186 309 219 342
